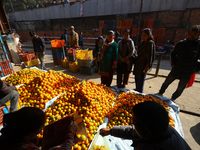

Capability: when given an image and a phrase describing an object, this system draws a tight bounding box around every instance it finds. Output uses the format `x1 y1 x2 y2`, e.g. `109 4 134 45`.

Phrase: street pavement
12 50 200 150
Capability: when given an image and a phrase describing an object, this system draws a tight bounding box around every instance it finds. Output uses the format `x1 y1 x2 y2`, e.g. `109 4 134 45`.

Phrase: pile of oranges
3 69 45 85
44 81 116 150
18 70 81 109
107 92 175 129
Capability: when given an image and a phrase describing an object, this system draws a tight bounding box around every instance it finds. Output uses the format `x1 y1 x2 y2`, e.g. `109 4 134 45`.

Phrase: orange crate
51 40 65 48
156 36 164 45
98 28 102 36
147 19 154 28
0 106 8 127
121 28 126 35
131 28 138 36
152 29 159 36
143 19 148 28
158 28 166 36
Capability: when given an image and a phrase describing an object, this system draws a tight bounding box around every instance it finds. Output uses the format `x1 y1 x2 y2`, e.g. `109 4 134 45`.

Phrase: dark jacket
32 36 46 53
110 125 191 150
133 39 155 78
0 80 17 99
171 38 200 75
61 32 68 46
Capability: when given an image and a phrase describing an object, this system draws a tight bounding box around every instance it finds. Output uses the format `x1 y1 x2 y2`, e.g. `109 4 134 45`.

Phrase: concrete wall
7 0 200 22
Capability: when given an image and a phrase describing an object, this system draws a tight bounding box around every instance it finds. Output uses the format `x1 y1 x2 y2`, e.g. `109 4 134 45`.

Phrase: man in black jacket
0 79 19 112
157 25 200 101
100 101 191 150
29 31 46 70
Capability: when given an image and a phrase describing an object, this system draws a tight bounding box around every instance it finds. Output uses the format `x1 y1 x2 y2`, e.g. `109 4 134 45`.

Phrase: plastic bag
90 132 110 150
186 73 196 88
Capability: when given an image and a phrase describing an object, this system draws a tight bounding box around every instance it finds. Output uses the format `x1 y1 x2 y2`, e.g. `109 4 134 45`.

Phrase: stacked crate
76 50 95 75
51 40 66 65
0 60 14 77
21 52 39 67
0 35 14 77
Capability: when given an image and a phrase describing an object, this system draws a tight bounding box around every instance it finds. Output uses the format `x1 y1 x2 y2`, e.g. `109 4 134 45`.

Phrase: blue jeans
135 73 147 93
0 90 19 112
159 70 191 100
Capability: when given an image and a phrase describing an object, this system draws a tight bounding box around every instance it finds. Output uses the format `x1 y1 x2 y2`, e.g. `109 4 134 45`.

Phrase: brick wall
16 9 200 45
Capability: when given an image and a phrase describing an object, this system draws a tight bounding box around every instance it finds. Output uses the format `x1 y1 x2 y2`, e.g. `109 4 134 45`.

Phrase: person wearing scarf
117 29 136 88
133 28 155 93
98 31 118 87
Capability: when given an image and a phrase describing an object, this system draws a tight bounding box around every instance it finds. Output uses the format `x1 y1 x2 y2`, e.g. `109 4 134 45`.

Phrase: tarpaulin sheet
92 87 184 150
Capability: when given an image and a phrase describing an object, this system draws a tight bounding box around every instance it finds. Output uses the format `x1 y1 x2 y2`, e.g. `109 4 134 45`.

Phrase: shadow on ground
190 122 200 146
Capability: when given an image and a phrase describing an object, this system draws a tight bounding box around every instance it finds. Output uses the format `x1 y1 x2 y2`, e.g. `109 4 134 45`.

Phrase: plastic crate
50 40 65 48
121 28 126 35
143 19 148 28
24 59 39 67
0 52 9 62
78 59 94 68
0 68 14 77
76 50 93 60
53 58 64 65
67 55 76 62
80 66 96 75
158 28 166 36
121 14 128 20
117 20 122 28
116 15 121 20
147 19 154 28
51 47 65 54
0 60 12 72
99 21 104 28
52 52 65 59
107 20 117 29
152 29 159 36
21 52 37 61
153 19 161 28
131 28 138 36
0 106 9 126
69 65 80 73
156 36 164 45
98 28 103 36
67 48 80 56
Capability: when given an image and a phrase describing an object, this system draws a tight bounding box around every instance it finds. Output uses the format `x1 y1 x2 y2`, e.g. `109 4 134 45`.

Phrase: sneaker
156 93 163 96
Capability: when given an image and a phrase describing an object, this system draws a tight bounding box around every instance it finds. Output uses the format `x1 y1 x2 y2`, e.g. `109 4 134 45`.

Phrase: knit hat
29 31 36 37
70 26 75 30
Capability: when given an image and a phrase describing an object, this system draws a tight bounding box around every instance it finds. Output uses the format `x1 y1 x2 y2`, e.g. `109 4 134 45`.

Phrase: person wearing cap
29 31 46 70
98 30 118 87
12 29 20 39
61 29 68 46
133 28 155 93
0 79 19 112
67 26 79 48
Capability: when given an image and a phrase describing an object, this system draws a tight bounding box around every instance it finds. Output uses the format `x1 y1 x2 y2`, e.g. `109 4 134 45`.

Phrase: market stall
1 67 184 150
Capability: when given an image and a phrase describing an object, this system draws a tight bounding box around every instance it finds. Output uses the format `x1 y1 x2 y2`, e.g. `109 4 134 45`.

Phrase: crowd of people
0 25 199 150
97 25 200 101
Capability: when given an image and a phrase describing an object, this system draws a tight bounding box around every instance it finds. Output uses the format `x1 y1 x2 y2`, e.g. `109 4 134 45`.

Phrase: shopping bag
186 74 196 88
90 132 110 150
